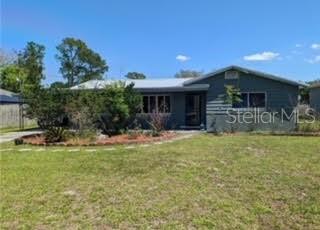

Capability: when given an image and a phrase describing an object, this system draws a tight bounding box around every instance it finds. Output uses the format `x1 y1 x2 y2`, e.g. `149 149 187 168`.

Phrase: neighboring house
72 65 303 132
0 89 22 128
0 88 34 128
0 88 22 104
310 84 320 112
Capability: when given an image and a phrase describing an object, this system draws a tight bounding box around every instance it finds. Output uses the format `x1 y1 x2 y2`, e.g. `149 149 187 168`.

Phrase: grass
297 119 320 132
1 134 320 229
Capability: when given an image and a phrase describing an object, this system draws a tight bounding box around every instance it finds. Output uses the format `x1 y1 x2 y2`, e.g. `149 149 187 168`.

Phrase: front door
185 94 201 126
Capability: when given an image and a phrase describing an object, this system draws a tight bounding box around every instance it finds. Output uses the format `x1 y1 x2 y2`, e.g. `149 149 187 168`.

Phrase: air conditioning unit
225 70 239 80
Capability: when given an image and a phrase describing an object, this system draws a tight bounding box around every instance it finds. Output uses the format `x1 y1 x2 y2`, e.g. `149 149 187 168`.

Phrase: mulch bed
20 132 178 146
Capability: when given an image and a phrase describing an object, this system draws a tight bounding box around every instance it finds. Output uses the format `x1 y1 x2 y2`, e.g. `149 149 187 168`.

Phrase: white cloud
243 52 280 61
306 55 320 64
295 44 302 48
311 43 320 50
176 55 191 62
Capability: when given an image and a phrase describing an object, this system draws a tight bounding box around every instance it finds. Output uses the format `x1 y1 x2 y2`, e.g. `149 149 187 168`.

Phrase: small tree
224 85 242 106
125 72 146 79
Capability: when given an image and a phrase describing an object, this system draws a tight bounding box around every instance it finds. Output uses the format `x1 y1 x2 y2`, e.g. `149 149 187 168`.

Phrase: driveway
0 130 42 143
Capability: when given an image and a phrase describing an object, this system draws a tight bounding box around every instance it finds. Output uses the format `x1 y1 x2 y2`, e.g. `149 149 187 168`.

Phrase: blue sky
2 0 320 84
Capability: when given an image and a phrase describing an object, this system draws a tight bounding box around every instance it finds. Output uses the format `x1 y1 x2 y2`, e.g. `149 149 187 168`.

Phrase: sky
1 0 320 84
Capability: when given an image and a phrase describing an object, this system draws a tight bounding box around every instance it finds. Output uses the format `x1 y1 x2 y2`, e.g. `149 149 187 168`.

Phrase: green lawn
1 134 319 229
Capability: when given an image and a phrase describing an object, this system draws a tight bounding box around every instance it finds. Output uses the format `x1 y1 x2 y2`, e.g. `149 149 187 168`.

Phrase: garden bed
19 131 178 146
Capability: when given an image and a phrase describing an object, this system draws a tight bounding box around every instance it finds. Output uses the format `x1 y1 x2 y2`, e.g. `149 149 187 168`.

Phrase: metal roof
0 89 21 103
71 66 304 91
183 65 304 87
71 79 210 92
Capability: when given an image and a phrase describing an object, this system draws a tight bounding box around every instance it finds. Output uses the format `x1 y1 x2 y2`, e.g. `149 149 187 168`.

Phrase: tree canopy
125 72 146 79
174 69 203 78
17 41 45 88
50 81 68 89
0 65 27 93
56 38 108 86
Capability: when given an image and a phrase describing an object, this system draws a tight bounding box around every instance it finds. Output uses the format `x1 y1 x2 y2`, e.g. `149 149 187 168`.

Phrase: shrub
65 91 96 134
14 138 24 145
24 81 142 138
297 120 320 133
148 112 168 136
44 127 69 143
24 87 68 129
96 82 142 136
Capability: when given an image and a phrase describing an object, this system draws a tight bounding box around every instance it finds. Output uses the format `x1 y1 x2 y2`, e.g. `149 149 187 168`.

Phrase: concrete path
0 130 42 143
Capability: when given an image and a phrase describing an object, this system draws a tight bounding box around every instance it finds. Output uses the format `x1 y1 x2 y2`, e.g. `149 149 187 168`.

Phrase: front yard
1 134 319 229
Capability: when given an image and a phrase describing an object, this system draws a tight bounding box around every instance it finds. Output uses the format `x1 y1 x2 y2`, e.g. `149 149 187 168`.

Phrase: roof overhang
135 84 209 93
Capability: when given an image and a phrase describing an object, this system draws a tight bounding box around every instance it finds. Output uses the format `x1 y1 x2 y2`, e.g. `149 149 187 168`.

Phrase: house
0 89 22 128
0 88 22 104
310 83 320 113
72 65 303 132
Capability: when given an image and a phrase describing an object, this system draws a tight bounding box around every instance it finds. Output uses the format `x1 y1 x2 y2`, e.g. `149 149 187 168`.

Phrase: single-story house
0 89 22 128
72 65 303 132
310 83 320 112
0 88 22 104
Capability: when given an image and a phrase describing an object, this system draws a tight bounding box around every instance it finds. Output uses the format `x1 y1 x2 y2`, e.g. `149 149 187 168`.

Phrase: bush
65 91 96 134
95 82 142 136
297 120 320 133
14 138 24 145
44 127 69 143
148 112 168 136
24 81 142 138
24 87 68 129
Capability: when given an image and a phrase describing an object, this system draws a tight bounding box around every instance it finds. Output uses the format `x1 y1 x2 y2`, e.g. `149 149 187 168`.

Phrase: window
142 95 171 113
249 93 266 108
233 92 266 108
234 93 248 108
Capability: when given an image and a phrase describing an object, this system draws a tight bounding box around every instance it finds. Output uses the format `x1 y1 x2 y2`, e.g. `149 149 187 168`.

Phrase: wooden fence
0 104 35 129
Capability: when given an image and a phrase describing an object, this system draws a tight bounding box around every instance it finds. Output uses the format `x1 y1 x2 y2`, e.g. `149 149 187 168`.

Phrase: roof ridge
183 65 304 87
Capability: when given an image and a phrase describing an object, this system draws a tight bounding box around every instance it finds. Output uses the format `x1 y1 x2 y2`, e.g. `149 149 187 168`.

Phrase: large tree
17 42 45 88
0 49 27 93
175 69 203 78
0 65 27 93
56 38 108 86
125 72 146 79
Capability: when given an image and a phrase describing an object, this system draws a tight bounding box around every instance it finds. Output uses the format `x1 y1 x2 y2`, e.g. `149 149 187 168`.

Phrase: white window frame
140 95 172 114
234 91 267 110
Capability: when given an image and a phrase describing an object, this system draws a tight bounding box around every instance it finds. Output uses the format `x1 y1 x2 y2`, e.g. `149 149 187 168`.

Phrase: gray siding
192 72 299 132
310 87 320 112
137 91 206 129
